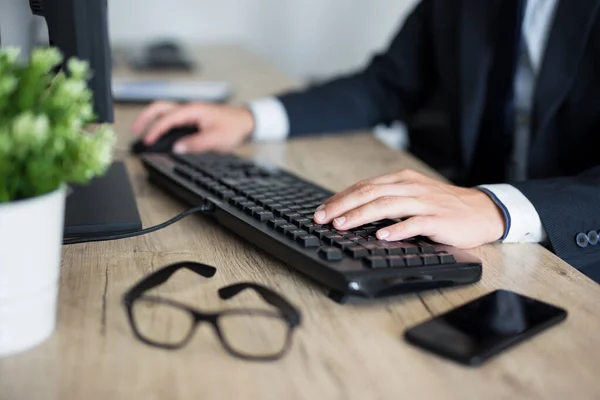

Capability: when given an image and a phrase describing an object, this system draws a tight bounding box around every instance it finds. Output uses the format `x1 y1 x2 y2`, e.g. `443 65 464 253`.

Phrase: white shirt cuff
479 184 548 243
247 97 290 141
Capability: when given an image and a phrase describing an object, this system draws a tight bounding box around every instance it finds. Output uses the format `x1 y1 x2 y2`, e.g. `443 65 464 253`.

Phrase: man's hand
131 101 255 154
313 169 506 249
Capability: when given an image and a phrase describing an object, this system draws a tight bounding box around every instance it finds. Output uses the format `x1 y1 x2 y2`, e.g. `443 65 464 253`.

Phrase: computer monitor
29 0 114 123
25 0 142 239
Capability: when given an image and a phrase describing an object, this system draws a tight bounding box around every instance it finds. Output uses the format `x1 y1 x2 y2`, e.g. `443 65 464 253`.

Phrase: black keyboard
141 153 482 303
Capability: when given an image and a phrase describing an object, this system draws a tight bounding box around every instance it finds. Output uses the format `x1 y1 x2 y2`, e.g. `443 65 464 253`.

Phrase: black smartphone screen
404 290 567 366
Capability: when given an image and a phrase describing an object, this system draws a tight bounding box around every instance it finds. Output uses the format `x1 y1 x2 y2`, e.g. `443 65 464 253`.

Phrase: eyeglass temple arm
124 262 217 301
218 283 301 325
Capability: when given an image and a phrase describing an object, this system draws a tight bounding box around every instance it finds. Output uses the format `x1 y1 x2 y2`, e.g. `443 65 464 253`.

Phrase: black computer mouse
131 125 197 154
133 40 195 71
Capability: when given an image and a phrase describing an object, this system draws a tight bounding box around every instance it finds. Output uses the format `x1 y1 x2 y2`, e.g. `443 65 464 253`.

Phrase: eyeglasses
122 261 301 361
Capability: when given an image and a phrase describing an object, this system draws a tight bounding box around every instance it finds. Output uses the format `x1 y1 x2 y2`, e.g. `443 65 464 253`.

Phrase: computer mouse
131 125 197 154
132 40 195 71
148 41 181 59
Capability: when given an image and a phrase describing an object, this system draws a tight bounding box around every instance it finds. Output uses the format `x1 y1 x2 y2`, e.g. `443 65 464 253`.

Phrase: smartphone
404 290 567 366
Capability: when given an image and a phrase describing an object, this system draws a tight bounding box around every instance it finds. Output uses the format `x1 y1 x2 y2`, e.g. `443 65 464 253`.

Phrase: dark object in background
404 90 462 183
29 0 114 122
122 261 302 361
404 289 568 366
130 39 196 71
131 125 198 154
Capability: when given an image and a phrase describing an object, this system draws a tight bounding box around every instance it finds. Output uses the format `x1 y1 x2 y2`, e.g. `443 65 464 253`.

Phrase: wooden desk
2 46 600 400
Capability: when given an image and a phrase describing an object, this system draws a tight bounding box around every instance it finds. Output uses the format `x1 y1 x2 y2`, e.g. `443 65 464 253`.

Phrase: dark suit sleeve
512 167 600 280
277 0 437 136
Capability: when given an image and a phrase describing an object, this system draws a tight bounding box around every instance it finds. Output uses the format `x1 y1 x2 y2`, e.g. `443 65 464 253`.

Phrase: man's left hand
313 169 506 249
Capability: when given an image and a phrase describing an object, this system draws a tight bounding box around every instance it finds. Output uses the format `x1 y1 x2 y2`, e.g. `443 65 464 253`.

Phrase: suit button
587 230 599 246
576 232 589 248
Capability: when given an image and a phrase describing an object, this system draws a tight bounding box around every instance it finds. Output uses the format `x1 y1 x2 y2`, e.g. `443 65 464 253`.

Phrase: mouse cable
62 203 215 246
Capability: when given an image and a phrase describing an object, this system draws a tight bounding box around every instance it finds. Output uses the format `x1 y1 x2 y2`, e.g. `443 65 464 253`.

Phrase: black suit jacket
275 0 600 281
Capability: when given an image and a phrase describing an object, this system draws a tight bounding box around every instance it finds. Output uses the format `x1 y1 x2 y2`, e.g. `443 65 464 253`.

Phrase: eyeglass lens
131 299 290 358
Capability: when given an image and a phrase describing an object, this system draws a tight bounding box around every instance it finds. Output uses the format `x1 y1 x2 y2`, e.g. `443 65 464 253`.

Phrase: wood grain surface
1 46 599 400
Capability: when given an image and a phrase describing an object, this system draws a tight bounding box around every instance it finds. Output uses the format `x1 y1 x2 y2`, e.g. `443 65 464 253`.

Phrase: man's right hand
131 101 256 154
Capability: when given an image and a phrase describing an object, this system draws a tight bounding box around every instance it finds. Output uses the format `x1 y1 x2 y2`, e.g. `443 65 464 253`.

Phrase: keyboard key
324 235 344 245
343 234 361 240
370 220 388 226
237 201 252 211
345 246 368 259
253 210 274 222
385 247 404 255
436 251 456 264
318 247 343 261
287 229 308 240
243 189 260 196
373 240 394 247
380 242 404 255
283 212 302 221
399 244 420 254
334 240 355 250
364 256 388 269
228 196 246 206
218 190 236 200
276 224 297 234
221 178 244 187
419 244 436 254
313 229 331 239
361 225 378 232
299 209 317 215
174 165 195 180
259 199 276 208
297 235 320 248
265 202 283 211
421 254 440 265
245 206 263 215
387 256 406 267
323 231 341 238
274 208 291 217
403 255 423 267
267 219 287 229
292 217 311 226
301 221 315 230
309 225 326 233
362 243 386 256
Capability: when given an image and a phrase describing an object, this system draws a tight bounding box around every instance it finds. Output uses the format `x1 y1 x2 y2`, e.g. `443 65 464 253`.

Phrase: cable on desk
62 203 215 245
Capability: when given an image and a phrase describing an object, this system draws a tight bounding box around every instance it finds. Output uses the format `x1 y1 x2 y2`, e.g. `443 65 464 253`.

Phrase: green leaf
0 47 115 202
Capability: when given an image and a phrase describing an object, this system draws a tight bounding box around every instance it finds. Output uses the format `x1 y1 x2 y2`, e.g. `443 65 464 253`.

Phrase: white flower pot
0 186 66 357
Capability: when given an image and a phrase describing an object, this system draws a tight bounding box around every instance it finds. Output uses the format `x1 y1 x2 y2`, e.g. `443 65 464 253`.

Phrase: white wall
1 0 419 80
0 0 37 61
108 0 418 80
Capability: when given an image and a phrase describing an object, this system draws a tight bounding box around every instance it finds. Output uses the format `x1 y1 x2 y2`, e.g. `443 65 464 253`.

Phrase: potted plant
0 47 114 356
